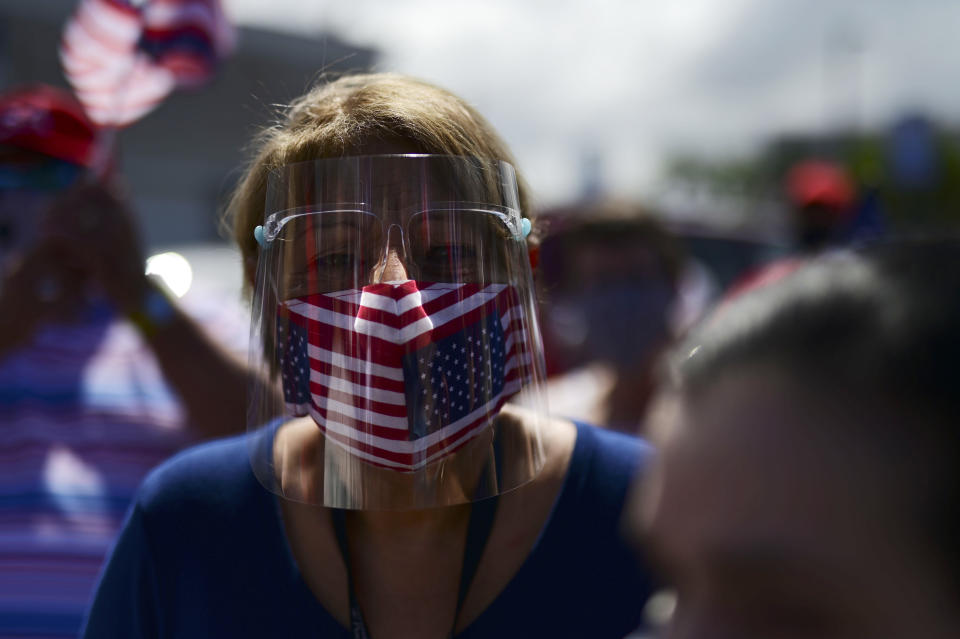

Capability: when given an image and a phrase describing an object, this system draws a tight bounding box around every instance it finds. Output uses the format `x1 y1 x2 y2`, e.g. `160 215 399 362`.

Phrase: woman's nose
380 249 409 282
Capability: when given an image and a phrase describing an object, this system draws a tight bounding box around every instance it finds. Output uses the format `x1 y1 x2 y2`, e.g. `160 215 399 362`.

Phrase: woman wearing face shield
82 73 656 638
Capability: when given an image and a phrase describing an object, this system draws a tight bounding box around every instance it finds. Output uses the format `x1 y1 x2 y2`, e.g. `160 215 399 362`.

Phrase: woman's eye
317 253 362 270
424 244 476 265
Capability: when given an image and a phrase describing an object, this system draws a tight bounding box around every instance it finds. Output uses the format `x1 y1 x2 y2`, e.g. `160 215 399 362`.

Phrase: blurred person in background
0 85 254 638
720 159 864 300
784 158 858 253
81 72 657 639
538 201 691 433
634 239 960 638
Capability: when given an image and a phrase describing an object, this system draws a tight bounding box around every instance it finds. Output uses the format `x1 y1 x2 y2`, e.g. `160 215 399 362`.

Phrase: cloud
224 0 960 206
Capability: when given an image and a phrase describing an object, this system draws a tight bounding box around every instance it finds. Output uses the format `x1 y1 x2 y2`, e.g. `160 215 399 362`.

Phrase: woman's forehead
292 173 475 210
269 152 506 214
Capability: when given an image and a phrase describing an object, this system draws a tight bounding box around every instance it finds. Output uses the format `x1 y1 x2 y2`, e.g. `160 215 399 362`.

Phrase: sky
223 0 960 207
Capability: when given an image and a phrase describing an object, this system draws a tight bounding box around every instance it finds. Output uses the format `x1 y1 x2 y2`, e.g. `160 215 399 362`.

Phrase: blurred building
1 0 379 249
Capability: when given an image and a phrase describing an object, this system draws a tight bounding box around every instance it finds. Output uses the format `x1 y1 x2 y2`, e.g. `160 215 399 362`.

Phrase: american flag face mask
247 155 548 510
276 280 533 471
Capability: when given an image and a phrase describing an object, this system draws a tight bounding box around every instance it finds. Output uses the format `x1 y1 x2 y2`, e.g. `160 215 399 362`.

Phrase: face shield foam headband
276 280 532 471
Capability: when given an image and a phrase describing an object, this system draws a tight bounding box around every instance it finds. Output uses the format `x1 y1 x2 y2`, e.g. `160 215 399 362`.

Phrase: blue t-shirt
81 423 655 638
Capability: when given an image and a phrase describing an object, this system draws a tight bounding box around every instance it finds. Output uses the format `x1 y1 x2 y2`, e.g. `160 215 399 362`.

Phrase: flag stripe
311 378 522 463
296 291 524 358
305 344 405 384
310 381 408 415
307 352 529 417
292 283 506 329
308 369 406 403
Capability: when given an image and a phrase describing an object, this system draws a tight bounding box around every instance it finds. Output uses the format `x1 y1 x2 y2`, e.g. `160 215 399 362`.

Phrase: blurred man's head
539 200 685 375
0 85 123 349
637 240 960 638
0 85 99 272
785 159 856 252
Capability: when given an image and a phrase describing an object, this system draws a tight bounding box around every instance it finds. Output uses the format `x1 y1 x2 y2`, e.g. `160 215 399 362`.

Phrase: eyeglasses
273 207 516 295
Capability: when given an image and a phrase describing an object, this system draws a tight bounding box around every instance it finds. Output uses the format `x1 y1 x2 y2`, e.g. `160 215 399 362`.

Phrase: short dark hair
539 199 686 289
669 238 960 595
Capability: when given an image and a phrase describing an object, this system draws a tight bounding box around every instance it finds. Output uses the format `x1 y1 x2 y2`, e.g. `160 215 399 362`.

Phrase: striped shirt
0 288 248 638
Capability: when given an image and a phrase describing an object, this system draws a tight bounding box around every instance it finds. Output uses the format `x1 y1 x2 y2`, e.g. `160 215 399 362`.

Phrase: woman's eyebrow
285 220 368 241
317 216 366 229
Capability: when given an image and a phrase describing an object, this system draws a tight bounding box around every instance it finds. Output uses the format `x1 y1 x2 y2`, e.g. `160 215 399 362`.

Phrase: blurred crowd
0 85 257 636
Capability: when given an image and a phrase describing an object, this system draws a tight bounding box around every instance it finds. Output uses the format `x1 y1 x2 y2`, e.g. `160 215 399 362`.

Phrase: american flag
59 0 235 127
277 282 534 471
277 317 311 413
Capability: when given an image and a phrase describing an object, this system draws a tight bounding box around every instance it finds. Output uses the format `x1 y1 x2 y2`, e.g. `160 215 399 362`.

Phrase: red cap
786 160 855 214
0 85 101 168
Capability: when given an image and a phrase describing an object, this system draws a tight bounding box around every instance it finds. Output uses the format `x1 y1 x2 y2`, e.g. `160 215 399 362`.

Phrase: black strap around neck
332 429 505 639
331 494 498 639
331 497 497 639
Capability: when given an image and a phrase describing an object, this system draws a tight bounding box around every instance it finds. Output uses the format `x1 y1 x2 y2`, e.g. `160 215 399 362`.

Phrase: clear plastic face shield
248 155 548 510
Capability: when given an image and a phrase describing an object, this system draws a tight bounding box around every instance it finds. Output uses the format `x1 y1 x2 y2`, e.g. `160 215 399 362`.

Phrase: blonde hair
227 72 531 280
